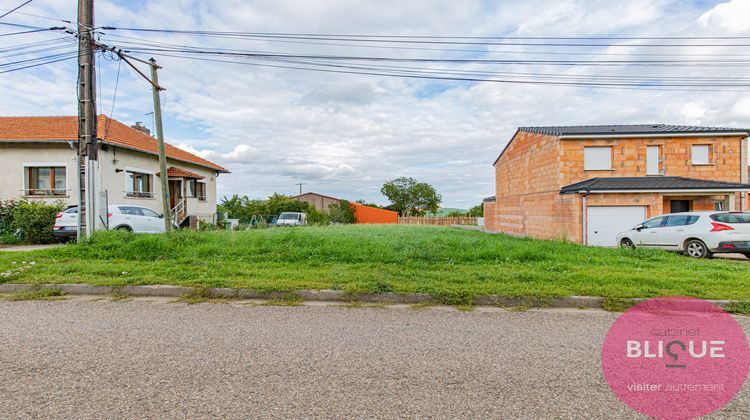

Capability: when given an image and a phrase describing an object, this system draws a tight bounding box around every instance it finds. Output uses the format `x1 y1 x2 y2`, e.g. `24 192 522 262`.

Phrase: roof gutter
559 132 750 140
563 188 750 194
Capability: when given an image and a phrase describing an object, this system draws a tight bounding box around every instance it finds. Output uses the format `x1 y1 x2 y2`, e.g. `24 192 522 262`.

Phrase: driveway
0 300 747 418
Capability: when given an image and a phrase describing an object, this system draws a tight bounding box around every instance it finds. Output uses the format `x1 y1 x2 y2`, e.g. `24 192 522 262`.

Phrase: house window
584 146 612 170
25 166 66 196
715 201 725 211
186 179 196 198
691 145 712 165
126 171 153 198
646 145 661 175
196 182 206 201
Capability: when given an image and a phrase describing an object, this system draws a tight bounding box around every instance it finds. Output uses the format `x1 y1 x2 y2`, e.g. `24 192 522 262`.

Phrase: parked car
616 212 750 259
53 205 166 242
275 212 307 227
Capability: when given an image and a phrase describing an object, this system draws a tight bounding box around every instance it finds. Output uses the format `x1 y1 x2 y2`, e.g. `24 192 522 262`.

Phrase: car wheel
115 225 132 232
620 238 635 249
685 239 712 259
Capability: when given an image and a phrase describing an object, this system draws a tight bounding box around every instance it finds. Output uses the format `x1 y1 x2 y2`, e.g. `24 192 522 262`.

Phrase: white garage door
587 206 646 247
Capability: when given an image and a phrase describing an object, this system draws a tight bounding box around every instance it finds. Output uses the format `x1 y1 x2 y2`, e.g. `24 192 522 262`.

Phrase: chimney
131 121 151 135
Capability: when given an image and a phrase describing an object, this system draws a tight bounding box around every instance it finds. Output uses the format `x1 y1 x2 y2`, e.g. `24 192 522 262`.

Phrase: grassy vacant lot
0 225 749 303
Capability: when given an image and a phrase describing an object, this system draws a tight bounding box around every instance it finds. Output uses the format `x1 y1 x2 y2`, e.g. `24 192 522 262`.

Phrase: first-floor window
584 146 612 170
196 182 206 201
126 171 153 198
186 179 196 198
26 166 66 196
691 145 712 165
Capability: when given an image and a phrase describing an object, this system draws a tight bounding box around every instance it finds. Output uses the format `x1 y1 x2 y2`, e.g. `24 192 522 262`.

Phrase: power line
0 52 78 74
102 27 750 47
0 0 32 20
99 32 750 59
137 51 750 92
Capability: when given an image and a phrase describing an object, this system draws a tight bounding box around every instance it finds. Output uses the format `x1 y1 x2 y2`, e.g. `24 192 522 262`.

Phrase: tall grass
0 225 748 301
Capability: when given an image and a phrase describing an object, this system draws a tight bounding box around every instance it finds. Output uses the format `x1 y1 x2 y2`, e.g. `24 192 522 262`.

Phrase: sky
1 0 750 208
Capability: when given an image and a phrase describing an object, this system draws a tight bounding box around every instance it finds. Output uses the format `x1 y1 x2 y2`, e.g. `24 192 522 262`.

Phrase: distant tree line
218 193 355 225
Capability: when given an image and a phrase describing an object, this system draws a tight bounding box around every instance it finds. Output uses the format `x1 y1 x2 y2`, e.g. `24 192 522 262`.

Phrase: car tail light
53 226 61 229
55 213 63 218
107 213 112 218
710 222 734 232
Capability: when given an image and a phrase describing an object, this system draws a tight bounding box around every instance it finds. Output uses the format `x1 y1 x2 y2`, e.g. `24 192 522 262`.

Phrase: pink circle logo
602 297 750 419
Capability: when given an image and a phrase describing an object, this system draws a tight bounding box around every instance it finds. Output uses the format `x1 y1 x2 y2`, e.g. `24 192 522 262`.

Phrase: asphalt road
0 300 748 419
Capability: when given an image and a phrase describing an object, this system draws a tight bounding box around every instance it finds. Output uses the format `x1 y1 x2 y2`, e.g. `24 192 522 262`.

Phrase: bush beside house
0 200 63 244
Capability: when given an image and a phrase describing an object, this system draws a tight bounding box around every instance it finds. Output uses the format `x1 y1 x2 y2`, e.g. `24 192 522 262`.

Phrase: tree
467 204 484 217
329 200 355 224
380 177 442 217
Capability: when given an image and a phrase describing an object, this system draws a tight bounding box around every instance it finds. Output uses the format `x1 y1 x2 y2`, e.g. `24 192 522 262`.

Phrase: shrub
12 200 64 244
306 209 330 225
329 200 355 224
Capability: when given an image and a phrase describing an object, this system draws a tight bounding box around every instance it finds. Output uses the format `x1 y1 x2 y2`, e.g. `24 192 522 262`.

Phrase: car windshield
710 213 750 223
279 213 298 220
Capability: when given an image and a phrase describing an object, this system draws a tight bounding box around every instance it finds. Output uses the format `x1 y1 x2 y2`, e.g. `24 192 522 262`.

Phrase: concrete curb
0 283 738 309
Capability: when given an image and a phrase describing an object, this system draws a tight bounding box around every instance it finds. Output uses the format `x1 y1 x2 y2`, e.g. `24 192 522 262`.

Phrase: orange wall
352 203 398 224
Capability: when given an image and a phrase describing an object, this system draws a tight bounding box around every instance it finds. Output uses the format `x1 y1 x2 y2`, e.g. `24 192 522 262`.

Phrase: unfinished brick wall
493 131 581 240
483 201 496 231
559 136 747 186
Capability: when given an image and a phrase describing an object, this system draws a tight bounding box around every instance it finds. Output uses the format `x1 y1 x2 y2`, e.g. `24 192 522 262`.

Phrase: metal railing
171 198 186 225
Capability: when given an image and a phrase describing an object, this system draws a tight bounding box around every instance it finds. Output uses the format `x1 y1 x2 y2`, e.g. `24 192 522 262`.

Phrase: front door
670 200 691 213
168 180 181 210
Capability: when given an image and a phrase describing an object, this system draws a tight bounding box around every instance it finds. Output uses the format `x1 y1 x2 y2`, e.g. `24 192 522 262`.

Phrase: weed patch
8 287 66 301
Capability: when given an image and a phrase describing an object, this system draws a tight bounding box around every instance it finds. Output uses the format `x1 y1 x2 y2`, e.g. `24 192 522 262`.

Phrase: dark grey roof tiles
519 125 750 137
560 176 750 194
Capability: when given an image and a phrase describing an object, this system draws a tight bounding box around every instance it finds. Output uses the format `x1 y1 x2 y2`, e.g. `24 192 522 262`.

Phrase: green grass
8 287 66 301
0 225 749 301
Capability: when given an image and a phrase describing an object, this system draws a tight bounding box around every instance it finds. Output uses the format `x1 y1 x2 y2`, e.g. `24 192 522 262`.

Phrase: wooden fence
398 217 478 226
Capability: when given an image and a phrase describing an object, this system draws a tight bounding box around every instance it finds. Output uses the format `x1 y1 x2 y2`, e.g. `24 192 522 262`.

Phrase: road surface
0 299 748 418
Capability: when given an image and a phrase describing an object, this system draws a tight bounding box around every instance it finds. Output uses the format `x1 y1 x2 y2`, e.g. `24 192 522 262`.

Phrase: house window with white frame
125 171 153 198
583 146 612 171
25 165 66 196
691 144 712 165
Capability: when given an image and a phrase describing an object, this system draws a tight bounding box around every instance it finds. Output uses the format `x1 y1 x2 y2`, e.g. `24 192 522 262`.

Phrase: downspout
582 193 588 245
741 136 748 211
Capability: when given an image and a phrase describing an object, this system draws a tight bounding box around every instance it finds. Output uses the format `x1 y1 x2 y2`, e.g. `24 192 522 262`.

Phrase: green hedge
1 200 64 244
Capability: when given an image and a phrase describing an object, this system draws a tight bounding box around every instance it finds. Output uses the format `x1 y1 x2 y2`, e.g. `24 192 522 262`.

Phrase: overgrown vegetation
218 193 329 226
0 200 64 244
328 200 355 224
8 287 66 301
0 225 749 301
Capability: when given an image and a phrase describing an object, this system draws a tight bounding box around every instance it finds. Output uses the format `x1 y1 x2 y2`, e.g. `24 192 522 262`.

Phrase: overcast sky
2 0 750 208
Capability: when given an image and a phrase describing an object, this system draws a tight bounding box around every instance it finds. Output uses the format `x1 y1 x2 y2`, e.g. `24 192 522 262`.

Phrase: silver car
616 212 750 259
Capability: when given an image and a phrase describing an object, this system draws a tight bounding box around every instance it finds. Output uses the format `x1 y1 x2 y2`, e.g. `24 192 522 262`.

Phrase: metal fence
398 217 478 226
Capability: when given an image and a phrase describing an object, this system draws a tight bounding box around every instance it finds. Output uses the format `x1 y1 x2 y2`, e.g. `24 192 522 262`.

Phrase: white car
53 205 166 242
616 211 750 259
275 212 307 227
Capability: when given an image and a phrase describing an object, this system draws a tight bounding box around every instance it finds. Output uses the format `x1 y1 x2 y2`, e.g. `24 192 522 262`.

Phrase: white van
276 212 307 227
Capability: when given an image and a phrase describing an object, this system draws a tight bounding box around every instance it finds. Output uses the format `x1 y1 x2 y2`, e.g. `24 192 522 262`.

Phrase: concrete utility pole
149 58 172 231
295 183 305 195
77 0 97 241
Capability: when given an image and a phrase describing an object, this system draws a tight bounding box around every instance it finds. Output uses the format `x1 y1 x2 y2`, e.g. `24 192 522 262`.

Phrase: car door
139 207 164 233
118 206 145 232
631 216 668 247
660 214 699 249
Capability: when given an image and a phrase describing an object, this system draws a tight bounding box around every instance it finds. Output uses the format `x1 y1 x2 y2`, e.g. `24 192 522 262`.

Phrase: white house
0 115 228 226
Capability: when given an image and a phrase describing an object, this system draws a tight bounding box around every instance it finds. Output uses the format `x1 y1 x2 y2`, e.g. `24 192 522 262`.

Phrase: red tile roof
158 167 205 179
0 115 228 172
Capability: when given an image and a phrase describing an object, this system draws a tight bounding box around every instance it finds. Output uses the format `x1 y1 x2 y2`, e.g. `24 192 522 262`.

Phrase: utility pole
77 0 97 241
295 183 305 195
149 58 172 231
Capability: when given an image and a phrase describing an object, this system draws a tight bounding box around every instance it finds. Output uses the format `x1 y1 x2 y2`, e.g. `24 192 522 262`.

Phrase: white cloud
699 0 750 33
3 0 750 208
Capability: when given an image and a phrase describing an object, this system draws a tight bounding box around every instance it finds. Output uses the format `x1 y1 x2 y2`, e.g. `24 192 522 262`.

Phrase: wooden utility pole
295 183 305 195
149 58 172 231
77 0 97 241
